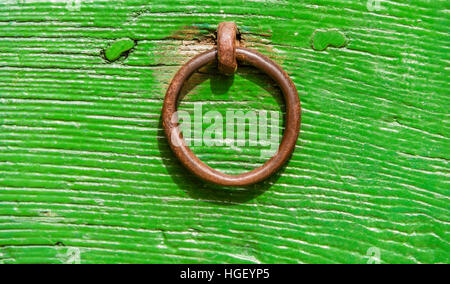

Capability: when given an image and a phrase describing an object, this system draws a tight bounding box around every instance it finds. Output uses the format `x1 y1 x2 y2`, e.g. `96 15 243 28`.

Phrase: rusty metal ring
162 47 301 186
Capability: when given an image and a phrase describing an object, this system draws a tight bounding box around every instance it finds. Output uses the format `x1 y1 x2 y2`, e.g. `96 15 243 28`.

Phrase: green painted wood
0 0 448 264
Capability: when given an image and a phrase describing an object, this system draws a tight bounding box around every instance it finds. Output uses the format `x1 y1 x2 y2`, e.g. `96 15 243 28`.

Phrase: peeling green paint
104 38 135 62
312 30 348 51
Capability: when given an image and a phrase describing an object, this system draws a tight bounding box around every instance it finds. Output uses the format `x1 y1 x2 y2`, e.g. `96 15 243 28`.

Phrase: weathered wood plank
0 0 448 263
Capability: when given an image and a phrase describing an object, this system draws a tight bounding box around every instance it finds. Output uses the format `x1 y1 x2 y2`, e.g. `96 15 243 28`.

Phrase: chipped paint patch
104 38 135 62
312 29 348 51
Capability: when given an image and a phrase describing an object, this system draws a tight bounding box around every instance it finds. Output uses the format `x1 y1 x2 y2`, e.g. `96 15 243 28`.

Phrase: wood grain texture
0 0 448 264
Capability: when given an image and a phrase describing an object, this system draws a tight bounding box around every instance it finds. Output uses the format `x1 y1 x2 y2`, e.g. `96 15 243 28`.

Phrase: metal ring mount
162 47 301 187
217 22 239 75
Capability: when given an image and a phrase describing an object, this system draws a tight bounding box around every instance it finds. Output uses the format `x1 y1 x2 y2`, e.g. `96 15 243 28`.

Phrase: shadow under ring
162 47 301 187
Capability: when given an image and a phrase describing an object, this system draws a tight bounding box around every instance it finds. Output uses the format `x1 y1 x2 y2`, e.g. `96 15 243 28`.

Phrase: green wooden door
0 0 448 264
